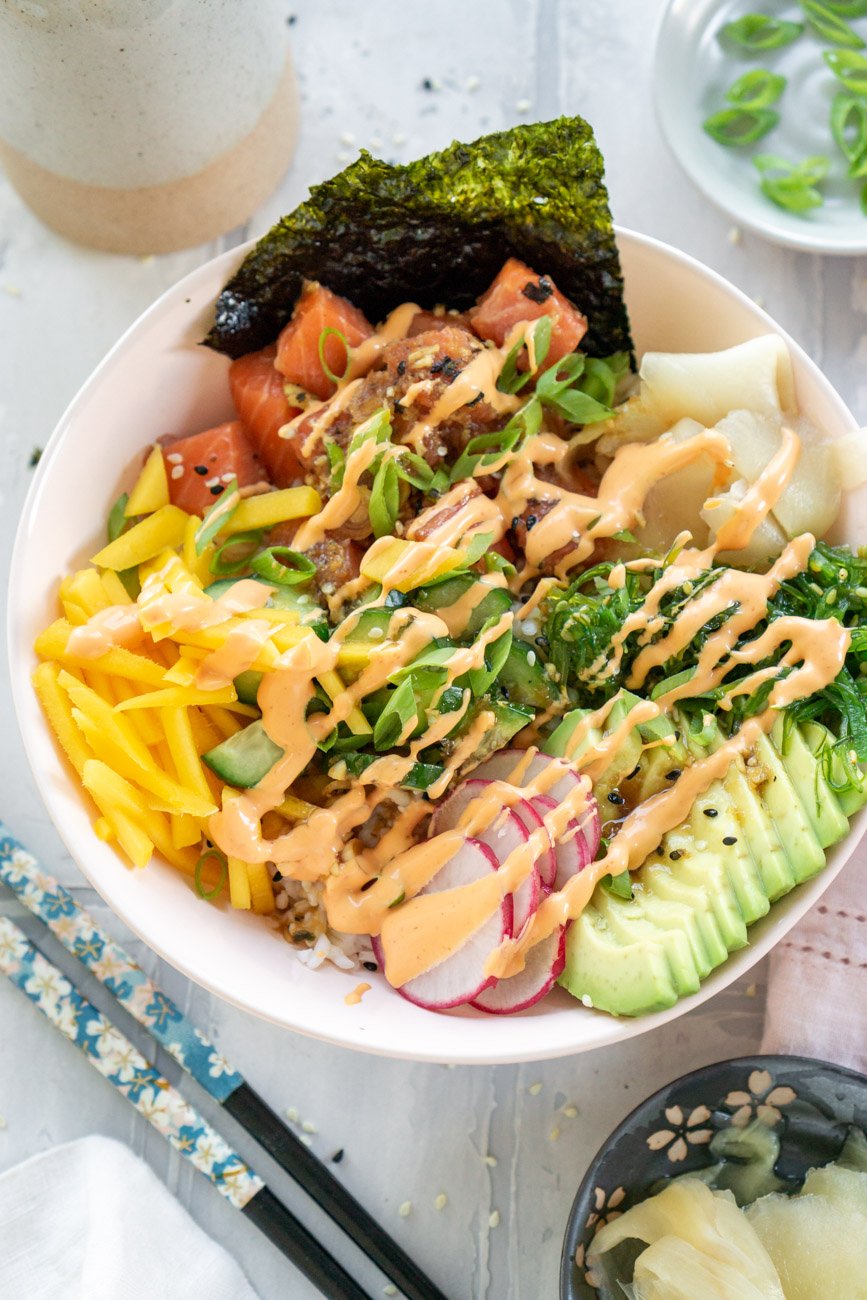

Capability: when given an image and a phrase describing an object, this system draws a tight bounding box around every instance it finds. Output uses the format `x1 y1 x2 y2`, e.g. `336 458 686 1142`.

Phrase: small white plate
655 0 867 253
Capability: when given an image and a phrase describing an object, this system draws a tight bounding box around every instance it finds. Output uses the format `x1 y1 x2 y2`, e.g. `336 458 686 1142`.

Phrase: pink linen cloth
761 854 866 1073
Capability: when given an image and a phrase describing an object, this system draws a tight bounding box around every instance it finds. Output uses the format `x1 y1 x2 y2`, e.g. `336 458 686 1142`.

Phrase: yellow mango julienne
125 445 169 517
91 504 189 571
360 535 468 591
224 485 322 534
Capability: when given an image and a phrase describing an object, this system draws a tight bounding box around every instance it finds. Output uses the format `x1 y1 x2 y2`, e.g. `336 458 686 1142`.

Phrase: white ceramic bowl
9 229 864 1063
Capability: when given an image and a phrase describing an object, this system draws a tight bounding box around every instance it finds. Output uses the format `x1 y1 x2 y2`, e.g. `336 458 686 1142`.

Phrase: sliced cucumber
411 573 512 637
498 639 559 710
233 670 263 706
203 720 283 788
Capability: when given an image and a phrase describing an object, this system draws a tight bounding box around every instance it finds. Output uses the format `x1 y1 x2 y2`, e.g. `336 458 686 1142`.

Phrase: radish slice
471 927 567 1014
430 779 542 931
375 837 512 1011
511 798 557 890
471 748 583 804
533 793 589 890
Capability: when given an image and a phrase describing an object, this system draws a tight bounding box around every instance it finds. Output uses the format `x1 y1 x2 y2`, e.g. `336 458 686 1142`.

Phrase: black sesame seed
525 515 538 531
273 871 283 883
607 791 625 806
535 635 549 649
396 360 407 377
665 769 682 781
703 808 718 818
331 1148 345 1163
360 877 378 892
511 516 521 531
210 484 224 496
194 464 209 475
627 765 641 780
465 392 483 407
362 960 378 972
669 850 683 861
722 836 738 846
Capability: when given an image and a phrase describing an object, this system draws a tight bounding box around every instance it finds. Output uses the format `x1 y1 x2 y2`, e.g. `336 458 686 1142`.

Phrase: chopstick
0 825 448 1300
0 914 371 1300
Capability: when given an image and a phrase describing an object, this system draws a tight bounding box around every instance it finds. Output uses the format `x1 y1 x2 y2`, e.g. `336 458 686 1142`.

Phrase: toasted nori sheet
204 116 633 362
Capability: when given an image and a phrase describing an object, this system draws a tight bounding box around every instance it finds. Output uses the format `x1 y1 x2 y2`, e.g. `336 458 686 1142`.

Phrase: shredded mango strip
160 707 215 804
32 663 91 776
225 486 321 534
247 861 275 915
228 857 252 909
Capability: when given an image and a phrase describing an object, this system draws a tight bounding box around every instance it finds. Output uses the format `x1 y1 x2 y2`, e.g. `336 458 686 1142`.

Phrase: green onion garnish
703 107 780 147
719 14 804 50
194 476 239 554
753 153 829 213
318 326 351 387
195 848 228 900
250 545 316 587
802 0 866 48
209 530 264 577
824 47 867 94
726 69 787 109
369 456 401 538
108 492 130 542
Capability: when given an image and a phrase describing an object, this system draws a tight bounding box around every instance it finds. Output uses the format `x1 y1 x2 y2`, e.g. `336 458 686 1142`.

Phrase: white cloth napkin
761 853 867 1073
0 1134 258 1300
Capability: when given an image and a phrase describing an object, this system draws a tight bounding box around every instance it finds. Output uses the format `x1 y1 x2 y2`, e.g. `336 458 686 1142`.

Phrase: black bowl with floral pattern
560 1054 867 1298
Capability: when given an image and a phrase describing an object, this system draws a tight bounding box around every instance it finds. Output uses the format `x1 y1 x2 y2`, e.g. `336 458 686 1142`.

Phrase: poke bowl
8 121 867 1063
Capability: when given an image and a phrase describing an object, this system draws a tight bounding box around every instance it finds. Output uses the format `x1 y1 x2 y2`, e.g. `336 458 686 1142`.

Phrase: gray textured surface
3 0 856 1295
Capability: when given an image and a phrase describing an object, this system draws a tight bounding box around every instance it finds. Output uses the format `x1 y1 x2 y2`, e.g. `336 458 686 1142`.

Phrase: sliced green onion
195 848 228 900
802 0 866 47
753 153 829 213
825 47 867 94
318 326 351 387
703 107 780 146
496 316 553 394
369 457 401 538
484 550 516 578
108 492 130 542
824 0 867 13
719 14 804 50
578 353 630 408
209 530 264 577
536 353 614 425
347 406 392 457
194 476 239 554
726 69 787 109
463 531 495 566
250 545 316 587
611 529 638 544
325 439 346 491
831 92 867 163
393 449 448 495
449 397 542 483
861 180 867 213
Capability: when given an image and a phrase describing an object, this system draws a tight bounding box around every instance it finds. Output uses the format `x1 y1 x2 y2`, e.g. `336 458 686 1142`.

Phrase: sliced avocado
630 874 717 979
687 784 770 927
544 707 600 763
410 573 511 637
593 886 701 997
800 720 867 818
451 698 533 768
498 639 559 710
638 852 730 972
749 733 825 884
771 717 849 849
203 720 283 788
560 902 681 1016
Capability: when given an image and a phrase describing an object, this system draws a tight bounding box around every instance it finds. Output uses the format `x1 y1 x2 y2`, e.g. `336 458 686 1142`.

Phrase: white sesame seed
465 74 481 92
170 465 184 480
369 626 385 640
205 477 220 489
392 132 407 145
528 1082 542 1096
581 993 594 1008
300 1134 314 1147
695 841 707 852
286 1107 299 1123
339 131 355 145
515 98 532 112
398 1200 412 1217
549 1127 560 1142
489 1210 500 1228
166 452 183 464
384 1288 398 1297
728 226 742 245
484 1155 498 1167
563 1105 578 1119
521 621 538 637
435 1192 448 1210
221 472 234 483
302 1120 318 1134
527 651 537 667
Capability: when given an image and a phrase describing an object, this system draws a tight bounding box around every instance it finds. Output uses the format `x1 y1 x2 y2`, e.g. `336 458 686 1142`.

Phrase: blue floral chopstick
0 913 371 1300
0 913 261 1204
0 827 242 1101
0 825 447 1300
